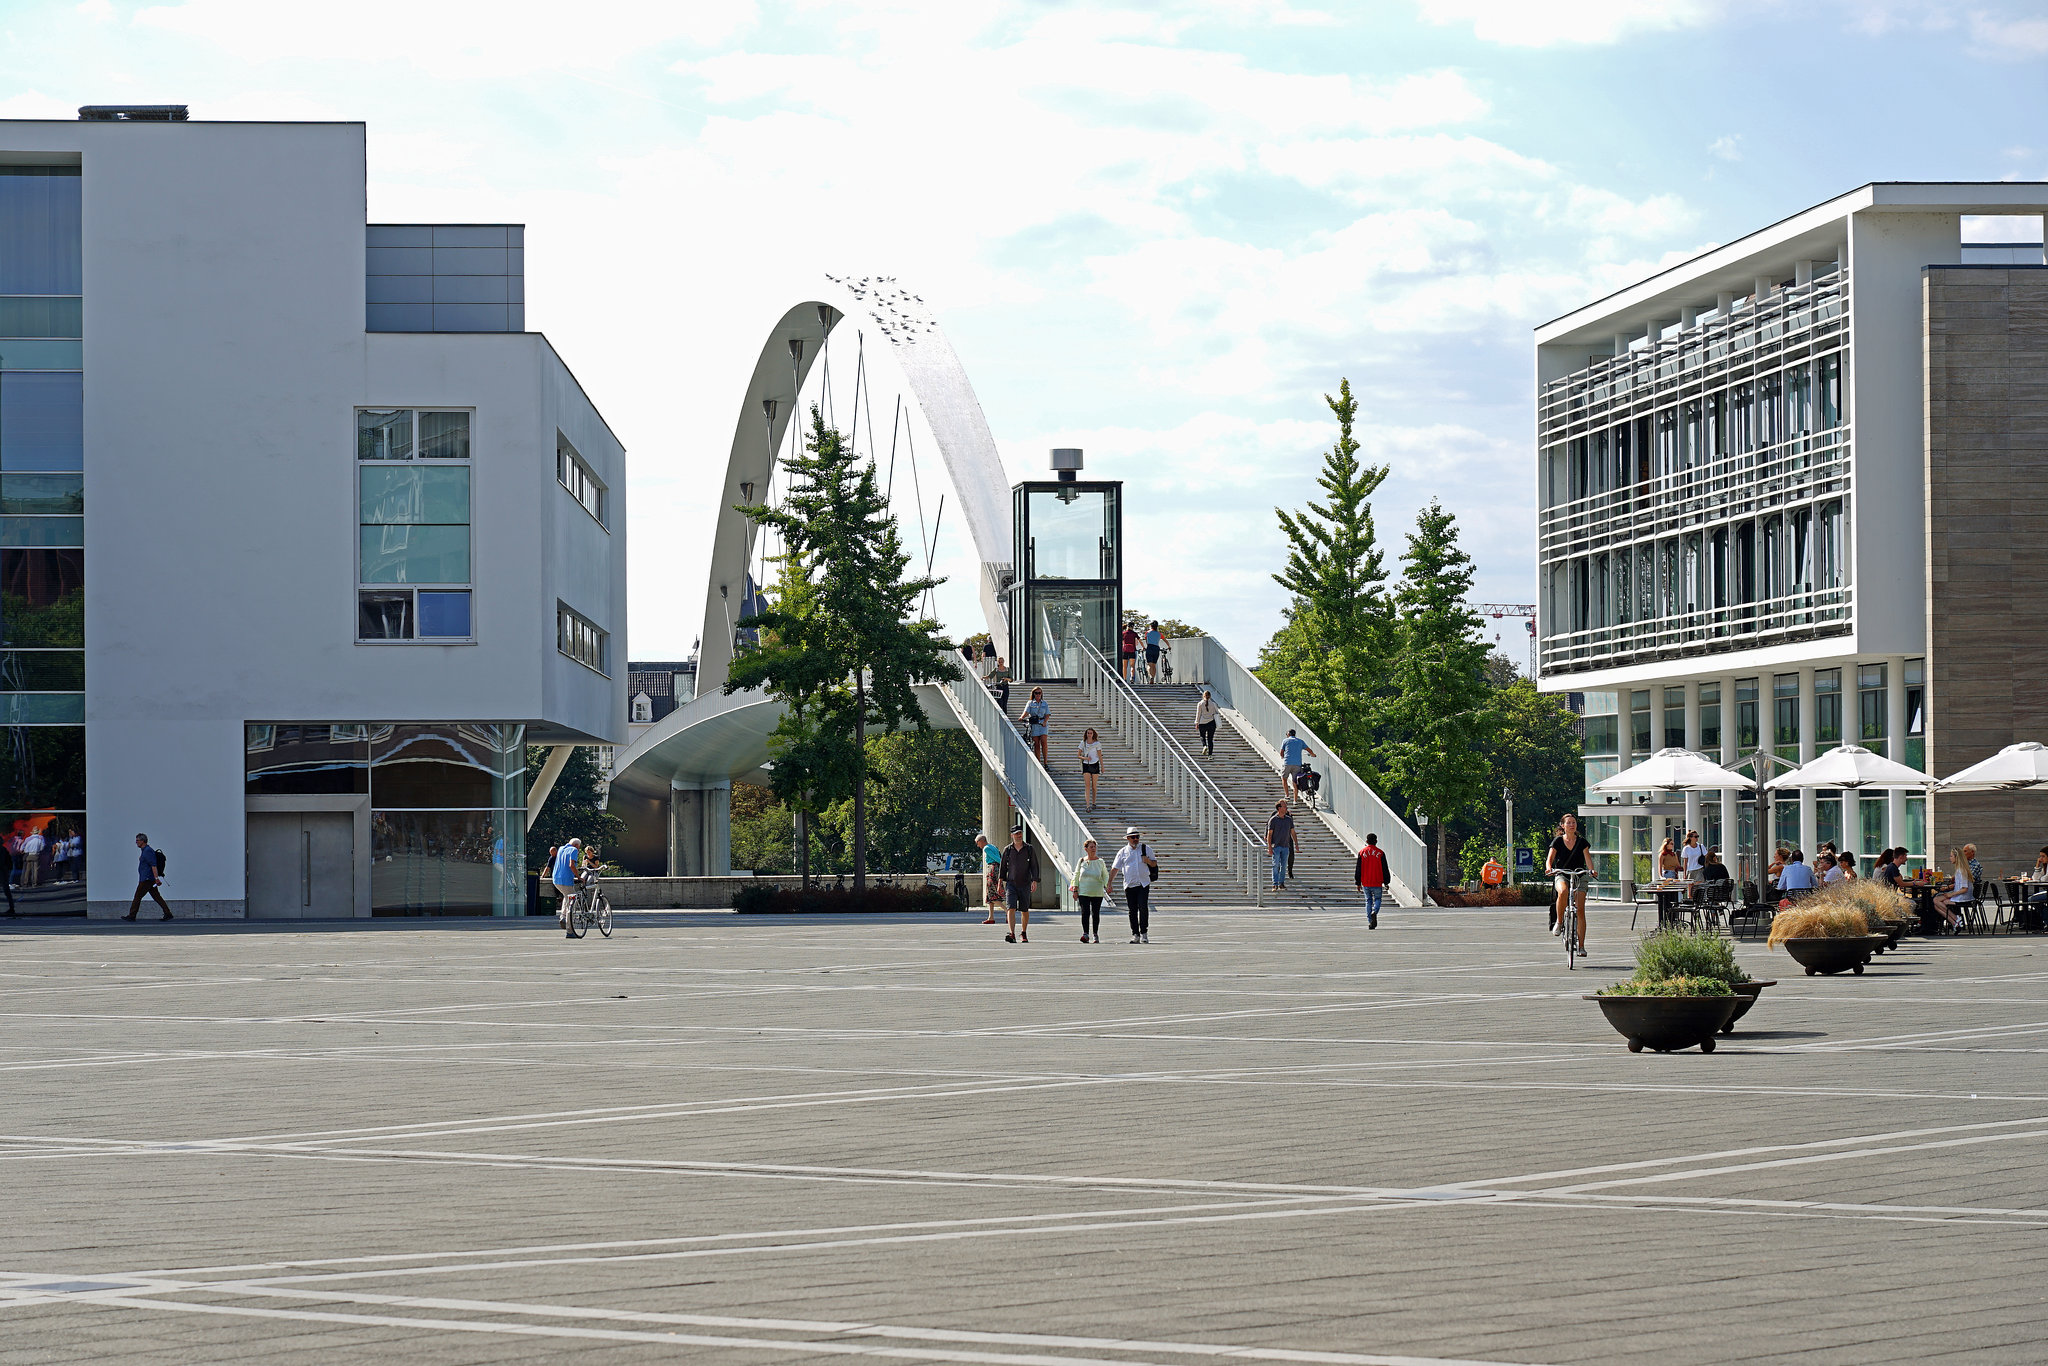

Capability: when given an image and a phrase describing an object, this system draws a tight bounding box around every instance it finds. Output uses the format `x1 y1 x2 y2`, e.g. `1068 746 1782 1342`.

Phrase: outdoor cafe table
2003 878 2048 932
1635 879 1687 929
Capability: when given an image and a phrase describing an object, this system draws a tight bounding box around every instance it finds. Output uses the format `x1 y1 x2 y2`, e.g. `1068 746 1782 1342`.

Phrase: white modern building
1534 182 2048 892
0 108 625 918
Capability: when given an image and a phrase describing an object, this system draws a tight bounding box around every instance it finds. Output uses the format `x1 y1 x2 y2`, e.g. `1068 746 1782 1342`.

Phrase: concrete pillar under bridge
670 780 732 877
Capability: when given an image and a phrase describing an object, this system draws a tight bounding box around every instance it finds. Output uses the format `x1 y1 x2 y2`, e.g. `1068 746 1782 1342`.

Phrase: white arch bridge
603 279 1423 908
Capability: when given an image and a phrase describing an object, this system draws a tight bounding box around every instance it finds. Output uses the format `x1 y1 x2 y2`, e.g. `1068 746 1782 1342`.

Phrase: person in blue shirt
552 838 584 936
1278 729 1314 799
124 833 172 921
977 833 1003 925
1776 849 1818 894
1144 622 1164 683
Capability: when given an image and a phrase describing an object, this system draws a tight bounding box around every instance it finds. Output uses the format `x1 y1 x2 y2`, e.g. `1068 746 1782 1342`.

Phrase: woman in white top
1933 846 1974 932
1077 728 1104 810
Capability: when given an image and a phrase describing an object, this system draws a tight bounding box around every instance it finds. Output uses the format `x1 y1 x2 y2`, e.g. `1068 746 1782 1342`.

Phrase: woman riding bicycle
1546 814 1590 956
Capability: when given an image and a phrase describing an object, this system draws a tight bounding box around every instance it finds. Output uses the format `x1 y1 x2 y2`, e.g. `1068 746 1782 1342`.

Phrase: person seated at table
1777 849 1818 896
1767 846 1791 882
1816 852 1841 884
1873 848 1901 888
1933 847 1975 932
1836 851 1858 882
1697 847 1731 884
1963 842 1984 893
1657 837 1682 881
2023 847 2048 931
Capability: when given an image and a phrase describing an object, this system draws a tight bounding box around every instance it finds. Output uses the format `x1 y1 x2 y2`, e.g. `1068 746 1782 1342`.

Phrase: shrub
1766 901 1872 949
1634 927 1748 986
733 882 958 914
1598 975 1734 997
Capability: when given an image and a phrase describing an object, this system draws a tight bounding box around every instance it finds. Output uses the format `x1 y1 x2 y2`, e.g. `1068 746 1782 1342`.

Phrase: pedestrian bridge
606 278 1423 908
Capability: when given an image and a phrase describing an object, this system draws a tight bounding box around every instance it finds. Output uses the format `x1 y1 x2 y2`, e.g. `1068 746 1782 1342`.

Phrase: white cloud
1970 8 2048 56
1708 134 1741 161
1414 0 1720 47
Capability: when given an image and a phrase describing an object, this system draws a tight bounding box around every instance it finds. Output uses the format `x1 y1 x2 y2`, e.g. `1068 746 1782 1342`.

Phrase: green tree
524 745 627 874
1257 379 1392 773
1380 500 1495 886
727 406 955 891
824 730 980 873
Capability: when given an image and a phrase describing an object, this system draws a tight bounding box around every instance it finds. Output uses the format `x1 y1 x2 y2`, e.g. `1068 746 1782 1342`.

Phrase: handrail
1074 636 1265 905
1192 635 1426 906
932 657 1092 910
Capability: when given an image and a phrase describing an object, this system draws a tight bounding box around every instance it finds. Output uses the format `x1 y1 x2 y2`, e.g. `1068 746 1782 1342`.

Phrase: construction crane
1476 603 1537 678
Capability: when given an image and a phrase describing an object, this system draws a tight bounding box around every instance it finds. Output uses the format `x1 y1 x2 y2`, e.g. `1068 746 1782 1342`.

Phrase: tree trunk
1437 823 1448 889
853 671 868 893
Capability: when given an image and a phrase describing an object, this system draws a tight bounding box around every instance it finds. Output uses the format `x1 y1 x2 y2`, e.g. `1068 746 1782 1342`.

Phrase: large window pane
245 723 370 795
360 525 469 584
357 408 413 461
0 650 82 691
0 724 84 808
2 811 84 914
0 372 82 471
417 590 471 639
371 809 501 915
358 591 412 640
0 693 82 723
370 723 496 807
0 473 81 515
0 296 82 338
418 411 470 460
0 516 81 548
1025 488 1117 580
360 465 470 524
1025 585 1115 679
0 549 83 647
0 169 81 295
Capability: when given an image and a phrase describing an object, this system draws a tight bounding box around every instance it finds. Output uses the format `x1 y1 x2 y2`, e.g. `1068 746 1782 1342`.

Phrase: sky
1 0 2043 664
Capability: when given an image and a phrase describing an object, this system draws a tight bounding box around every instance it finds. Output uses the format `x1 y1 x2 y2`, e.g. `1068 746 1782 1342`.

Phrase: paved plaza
2 906 2046 1365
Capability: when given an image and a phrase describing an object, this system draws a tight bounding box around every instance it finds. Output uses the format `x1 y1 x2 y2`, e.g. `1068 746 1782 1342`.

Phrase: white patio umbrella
1592 747 1753 793
1935 741 2048 792
1766 743 1934 791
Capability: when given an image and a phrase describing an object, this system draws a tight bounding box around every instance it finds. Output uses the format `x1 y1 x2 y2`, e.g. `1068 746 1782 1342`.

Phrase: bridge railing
1073 636 1264 904
1189 635 1426 907
934 657 1094 907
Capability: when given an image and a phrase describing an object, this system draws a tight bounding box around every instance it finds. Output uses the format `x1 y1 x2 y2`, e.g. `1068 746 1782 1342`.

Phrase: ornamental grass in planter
1590 928 1749 1052
1766 886 1888 975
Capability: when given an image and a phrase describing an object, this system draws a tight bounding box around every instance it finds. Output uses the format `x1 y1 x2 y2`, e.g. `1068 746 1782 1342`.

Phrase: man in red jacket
1355 833 1388 929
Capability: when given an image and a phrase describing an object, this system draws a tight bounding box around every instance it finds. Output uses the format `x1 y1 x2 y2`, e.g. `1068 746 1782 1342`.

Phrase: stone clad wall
1925 266 2048 877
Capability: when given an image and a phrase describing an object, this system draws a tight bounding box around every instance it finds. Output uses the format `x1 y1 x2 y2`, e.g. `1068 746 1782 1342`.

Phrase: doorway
247 812 356 919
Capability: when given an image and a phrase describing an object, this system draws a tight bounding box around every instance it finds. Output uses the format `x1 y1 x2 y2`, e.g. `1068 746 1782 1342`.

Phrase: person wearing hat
551 837 584 936
1110 827 1158 943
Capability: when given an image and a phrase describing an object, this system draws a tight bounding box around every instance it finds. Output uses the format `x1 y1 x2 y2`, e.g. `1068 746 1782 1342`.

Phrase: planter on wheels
1782 934 1886 976
1587 994 1739 1053
1723 979 1776 1032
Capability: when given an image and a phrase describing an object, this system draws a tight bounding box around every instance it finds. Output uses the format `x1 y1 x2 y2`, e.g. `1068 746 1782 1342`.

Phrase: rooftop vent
1050 448 1083 483
78 105 189 122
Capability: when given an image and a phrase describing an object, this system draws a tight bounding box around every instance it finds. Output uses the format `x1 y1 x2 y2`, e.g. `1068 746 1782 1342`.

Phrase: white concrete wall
0 118 625 912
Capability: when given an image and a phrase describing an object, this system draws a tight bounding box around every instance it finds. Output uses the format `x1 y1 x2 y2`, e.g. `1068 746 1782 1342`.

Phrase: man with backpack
125 833 172 921
1111 827 1158 943
1355 833 1389 929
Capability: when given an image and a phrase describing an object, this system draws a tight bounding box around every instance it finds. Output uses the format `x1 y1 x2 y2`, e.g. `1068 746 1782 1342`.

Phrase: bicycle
1553 867 1588 970
563 869 612 940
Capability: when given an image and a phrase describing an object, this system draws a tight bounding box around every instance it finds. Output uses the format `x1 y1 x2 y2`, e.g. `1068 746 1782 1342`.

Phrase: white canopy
1935 741 2048 792
1766 744 1933 791
1592 747 1753 794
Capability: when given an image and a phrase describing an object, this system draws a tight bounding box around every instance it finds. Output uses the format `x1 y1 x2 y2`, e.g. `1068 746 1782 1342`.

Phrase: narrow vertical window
357 409 473 641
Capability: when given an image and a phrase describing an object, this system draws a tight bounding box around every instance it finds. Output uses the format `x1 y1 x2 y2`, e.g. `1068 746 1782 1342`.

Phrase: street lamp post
1503 785 1515 882
1416 809 1431 888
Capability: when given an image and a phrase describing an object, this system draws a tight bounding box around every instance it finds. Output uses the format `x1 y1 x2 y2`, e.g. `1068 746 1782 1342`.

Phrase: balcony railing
1539 584 1852 676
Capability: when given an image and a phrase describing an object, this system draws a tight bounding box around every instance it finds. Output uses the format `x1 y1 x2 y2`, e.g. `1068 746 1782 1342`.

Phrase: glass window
0 168 81 295
1735 677 1760 750
1581 713 1618 757
1773 673 1799 760
0 650 81 691
1025 487 1118 581
558 604 607 674
0 472 81 515
1905 794 1927 862
371 723 497 808
1813 667 1841 746
1663 686 1685 750
1699 682 1721 752
1816 794 1841 850
1858 663 1887 755
245 723 370 796
360 465 470 525
1775 798 1800 851
1858 793 1887 856
371 809 506 916
357 408 413 461
418 411 471 460
0 548 83 647
418 590 471 639
1905 658 1925 771
359 525 470 585
0 516 80 547
0 296 82 338
0 372 82 472
358 591 413 640
1025 585 1116 680
1818 354 1842 430
1 810 84 913
557 435 606 526
0 724 83 808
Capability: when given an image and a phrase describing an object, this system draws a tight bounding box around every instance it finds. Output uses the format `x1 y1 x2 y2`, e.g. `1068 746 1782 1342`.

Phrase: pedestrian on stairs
1111 828 1156 943
1267 801 1297 891
1020 687 1051 766
1075 838 1108 943
1118 623 1140 681
1144 622 1164 683
1194 689 1218 756
1078 728 1104 810
1356 833 1388 929
1279 730 1314 798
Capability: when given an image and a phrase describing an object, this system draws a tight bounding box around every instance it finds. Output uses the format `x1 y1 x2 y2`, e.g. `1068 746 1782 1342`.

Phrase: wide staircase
1135 682 1362 906
1031 682 1267 906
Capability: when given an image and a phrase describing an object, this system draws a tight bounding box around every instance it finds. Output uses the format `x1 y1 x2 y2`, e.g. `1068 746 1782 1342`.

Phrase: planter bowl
1723 979 1776 1032
1587 994 1739 1053
1782 934 1887 976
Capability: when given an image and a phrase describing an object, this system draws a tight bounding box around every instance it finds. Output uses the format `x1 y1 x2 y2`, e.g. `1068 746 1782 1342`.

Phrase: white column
1617 695 1636 904
1683 681 1703 835
982 761 1010 845
1798 667 1818 854
1887 656 1909 853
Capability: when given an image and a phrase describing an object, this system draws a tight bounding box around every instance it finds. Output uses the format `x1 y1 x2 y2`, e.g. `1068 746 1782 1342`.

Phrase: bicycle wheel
596 894 612 938
1565 901 1577 970
565 895 585 939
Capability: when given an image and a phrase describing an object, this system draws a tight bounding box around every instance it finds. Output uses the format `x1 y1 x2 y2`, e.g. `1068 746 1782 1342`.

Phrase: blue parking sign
1514 847 1534 871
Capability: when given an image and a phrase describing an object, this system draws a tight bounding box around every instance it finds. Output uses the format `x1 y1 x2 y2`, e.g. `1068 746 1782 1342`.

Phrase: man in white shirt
1110 828 1157 943
1679 830 1706 883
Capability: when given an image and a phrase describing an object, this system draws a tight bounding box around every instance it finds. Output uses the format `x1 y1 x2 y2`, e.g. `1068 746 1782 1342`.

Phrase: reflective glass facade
1011 480 1121 681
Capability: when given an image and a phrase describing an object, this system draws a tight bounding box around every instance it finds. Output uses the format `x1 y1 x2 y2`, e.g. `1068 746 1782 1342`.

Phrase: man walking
998 828 1040 943
1356 832 1389 929
1279 729 1314 798
1267 800 1297 891
124 833 172 921
976 833 1003 925
1194 689 1218 756
1111 827 1156 943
